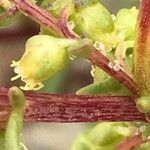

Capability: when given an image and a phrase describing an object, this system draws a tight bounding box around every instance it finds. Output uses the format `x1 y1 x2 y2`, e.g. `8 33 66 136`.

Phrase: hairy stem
11 0 139 95
134 0 150 95
0 87 146 125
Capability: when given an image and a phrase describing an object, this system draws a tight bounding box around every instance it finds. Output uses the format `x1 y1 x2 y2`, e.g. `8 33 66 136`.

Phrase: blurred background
0 0 139 149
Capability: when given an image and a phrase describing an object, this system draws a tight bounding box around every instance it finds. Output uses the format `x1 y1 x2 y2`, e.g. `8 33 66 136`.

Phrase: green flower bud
136 96 150 113
10 35 77 91
71 2 114 41
115 7 138 41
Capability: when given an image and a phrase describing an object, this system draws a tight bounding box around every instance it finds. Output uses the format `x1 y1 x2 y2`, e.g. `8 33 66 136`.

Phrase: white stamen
134 131 139 136
113 64 120 71
14 66 20 74
108 62 114 69
93 41 105 51
20 143 28 150
111 14 116 21
67 20 75 30
147 136 150 140
20 83 31 91
69 55 75 60
10 60 19 67
33 82 44 90
90 69 95 77
11 74 21 81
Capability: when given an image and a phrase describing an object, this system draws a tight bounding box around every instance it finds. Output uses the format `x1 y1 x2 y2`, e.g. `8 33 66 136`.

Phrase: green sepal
136 96 150 113
77 78 131 96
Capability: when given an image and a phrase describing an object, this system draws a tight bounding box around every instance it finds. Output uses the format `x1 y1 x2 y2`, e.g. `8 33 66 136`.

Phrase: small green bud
8 87 25 112
10 35 78 91
136 96 150 113
71 2 114 40
115 7 138 41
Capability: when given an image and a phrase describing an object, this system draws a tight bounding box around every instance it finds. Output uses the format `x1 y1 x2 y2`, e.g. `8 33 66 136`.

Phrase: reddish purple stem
88 48 140 96
115 134 144 150
0 5 18 19
59 7 139 96
13 0 63 37
59 7 80 39
0 0 143 125
0 87 146 123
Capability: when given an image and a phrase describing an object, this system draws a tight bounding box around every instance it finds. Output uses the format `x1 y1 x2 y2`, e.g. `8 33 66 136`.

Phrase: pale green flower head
10 35 77 91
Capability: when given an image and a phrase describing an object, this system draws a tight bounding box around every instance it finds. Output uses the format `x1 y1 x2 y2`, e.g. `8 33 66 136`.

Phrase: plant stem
115 134 144 150
13 0 63 37
134 0 150 95
88 46 139 96
11 0 139 95
0 87 147 124
0 5 18 19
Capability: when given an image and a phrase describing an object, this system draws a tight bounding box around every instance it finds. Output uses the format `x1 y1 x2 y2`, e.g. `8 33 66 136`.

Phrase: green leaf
77 78 131 96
